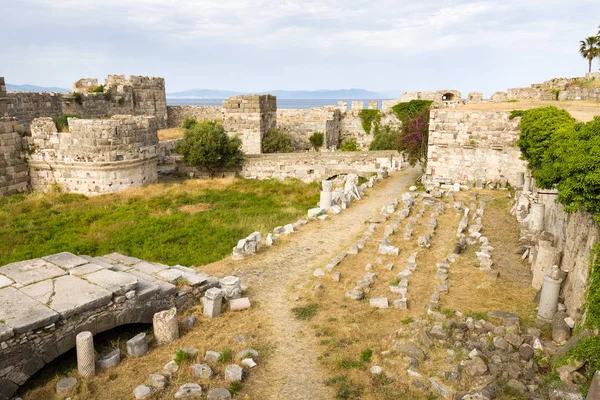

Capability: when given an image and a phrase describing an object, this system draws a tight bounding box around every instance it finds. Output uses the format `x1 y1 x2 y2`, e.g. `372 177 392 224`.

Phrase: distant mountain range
6 84 69 93
166 88 400 99
5 84 401 100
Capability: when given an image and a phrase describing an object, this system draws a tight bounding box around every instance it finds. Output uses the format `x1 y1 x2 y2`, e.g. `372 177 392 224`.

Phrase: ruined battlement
28 115 159 194
222 95 277 154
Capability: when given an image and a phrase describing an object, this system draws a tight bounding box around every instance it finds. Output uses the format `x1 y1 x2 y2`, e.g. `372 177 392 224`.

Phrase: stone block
0 258 67 285
127 332 148 357
153 307 179 345
97 349 121 369
42 252 89 269
224 364 243 382
56 377 78 395
47 275 113 319
229 297 251 311
83 269 138 295
0 287 59 333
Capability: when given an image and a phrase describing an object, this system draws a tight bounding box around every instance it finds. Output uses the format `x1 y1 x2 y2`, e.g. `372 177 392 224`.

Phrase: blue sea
166 98 389 109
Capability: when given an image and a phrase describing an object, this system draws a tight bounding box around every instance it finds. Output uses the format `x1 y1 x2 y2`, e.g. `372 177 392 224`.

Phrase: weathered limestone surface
425 110 526 186
167 105 223 128
0 252 218 399
28 115 158 195
222 95 276 155
276 108 340 150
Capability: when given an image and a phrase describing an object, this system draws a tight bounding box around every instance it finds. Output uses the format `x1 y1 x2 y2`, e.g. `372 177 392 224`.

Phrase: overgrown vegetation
73 92 83 105
0 178 319 266
390 100 432 121
174 350 190 365
368 125 401 151
89 85 105 93
358 109 381 134
340 138 360 152
52 114 81 132
181 117 198 129
262 128 293 153
176 121 244 175
309 132 324 151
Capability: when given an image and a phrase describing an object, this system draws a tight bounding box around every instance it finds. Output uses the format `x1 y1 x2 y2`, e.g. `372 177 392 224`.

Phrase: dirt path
202 168 421 399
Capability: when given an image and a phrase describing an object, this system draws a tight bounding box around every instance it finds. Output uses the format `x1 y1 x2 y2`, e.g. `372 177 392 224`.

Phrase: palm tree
580 36 600 73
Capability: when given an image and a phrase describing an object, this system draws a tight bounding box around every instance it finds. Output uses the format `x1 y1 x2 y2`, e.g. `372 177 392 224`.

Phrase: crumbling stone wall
558 87 600 101
0 78 30 196
339 108 401 150
167 106 224 128
276 107 340 150
7 75 167 129
28 115 158 194
157 141 401 183
425 110 526 186
222 95 277 154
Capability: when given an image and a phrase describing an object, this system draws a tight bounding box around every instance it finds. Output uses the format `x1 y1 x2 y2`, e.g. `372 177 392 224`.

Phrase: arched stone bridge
0 252 217 400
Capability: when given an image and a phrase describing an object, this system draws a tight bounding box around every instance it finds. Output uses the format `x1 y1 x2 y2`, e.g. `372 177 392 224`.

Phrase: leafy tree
391 100 433 121
580 36 600 73
309 132 324 151
397 107 430 167
175 121 244 174
262 128 293 153
368 125 401 151
514 106 575 171
340 138 360 152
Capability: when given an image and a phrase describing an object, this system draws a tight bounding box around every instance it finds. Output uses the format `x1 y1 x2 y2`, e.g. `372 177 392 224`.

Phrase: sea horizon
166 98 393 109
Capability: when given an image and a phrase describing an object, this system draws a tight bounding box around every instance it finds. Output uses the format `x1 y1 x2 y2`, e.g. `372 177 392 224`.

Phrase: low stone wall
558 87 600 102
157 141 402 183
0 252 217 399
28 116 158 195
425 110 527 186
166 105 224 128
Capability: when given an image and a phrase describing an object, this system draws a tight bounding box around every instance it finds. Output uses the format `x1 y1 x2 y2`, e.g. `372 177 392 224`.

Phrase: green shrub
515 106 576 170
340 138 360 152
52 114 81 132
368 125 401 151
182 117 198 129
73 92 83 105
391 100 432 120
358 109 381 134
309 132 324 150
175 121 244 175
262 128 293 153
89 85 105 93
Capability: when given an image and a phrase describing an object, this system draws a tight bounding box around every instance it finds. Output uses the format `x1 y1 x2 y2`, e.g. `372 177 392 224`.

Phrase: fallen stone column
76 331 95 379
529 203 545 233
538 275 563 320
153 307 179 345
320 180 333 210
532 237 561 290
516 172 525 189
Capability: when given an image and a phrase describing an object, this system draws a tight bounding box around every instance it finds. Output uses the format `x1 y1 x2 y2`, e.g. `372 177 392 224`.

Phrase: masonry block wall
7 75 168 129
276 108 340 150
425 110 527 186
222 95 276 154
167 106 224 128
0 78 30 196
28 115 159 195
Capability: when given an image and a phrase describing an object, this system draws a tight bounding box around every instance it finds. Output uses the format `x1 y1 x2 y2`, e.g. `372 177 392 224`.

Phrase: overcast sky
2 0 600 95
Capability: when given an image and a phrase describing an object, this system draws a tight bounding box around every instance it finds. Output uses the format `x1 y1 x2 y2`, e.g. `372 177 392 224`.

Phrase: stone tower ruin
222 95 277 154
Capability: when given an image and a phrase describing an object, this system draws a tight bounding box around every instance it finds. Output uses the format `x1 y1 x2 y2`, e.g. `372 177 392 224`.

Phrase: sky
1 0 600 96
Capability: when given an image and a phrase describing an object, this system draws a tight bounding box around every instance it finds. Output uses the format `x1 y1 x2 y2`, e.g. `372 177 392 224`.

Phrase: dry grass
291 189 538 399
459 100 600 122
178 203 212 214
158 128 185 141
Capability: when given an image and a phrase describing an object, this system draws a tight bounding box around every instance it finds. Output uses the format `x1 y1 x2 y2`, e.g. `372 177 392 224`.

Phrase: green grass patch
0 178 319 267
359 348 373 363
337 358 364 370
219 348 233 363
174 350 190 365
292 303 319 320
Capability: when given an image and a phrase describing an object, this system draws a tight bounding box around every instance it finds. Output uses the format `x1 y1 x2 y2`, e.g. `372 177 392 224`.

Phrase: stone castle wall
167 105 223 128
222 95 277 154
28 115 158 195
425 110 527 186
276 108 340 150
0 78 30 196
7 75 167 129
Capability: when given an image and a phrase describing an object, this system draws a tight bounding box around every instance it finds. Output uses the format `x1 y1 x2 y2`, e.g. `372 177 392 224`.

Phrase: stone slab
20 279 54 304
103 252 142 266
83 269 138 295
131 260 169 275
0 258 67 286
121 272 160 301
156 268 184 284
0 287 59 333
69 263 104 276
0 274 14 288
48 275 112 318
126 269 177 298
81 255 115 268
42 252 89 269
